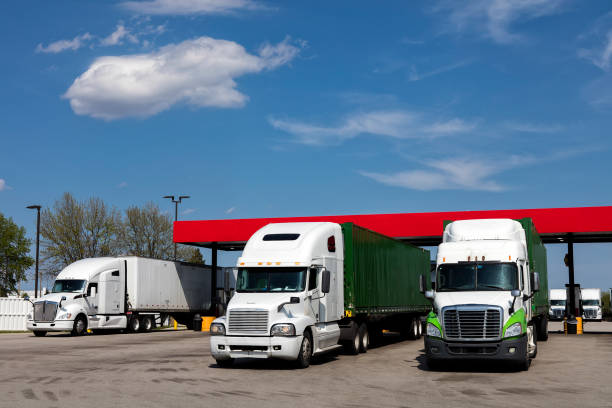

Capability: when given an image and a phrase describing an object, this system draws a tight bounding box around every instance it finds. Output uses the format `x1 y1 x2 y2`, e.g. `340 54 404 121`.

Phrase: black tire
537 317 549 341
416 318 423 339
528 324 538 359
518 337 531 371
71 315 87 336
33 331 47 337
359 323 369 353
407 318 419 340
344 324 360 355
296 332 313 368
140 315 153 333
216 358 234 368
128 315 140 333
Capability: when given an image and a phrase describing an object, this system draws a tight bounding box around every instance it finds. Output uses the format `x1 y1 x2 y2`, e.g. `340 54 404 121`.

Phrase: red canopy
174 206 612 249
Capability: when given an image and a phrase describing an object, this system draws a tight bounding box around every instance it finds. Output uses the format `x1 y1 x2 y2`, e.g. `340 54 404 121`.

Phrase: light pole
162 195 190 260
26 205 41 298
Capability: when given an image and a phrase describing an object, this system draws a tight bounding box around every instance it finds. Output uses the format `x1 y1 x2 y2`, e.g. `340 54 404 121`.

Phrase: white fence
0 297 32 331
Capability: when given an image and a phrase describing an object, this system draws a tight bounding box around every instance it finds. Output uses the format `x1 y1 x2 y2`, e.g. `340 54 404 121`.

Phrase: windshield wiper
479 284 507 290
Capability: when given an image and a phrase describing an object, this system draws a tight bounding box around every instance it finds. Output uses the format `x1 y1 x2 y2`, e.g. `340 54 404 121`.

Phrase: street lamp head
179 195 190 200
162 195 175 200
26 205 41 210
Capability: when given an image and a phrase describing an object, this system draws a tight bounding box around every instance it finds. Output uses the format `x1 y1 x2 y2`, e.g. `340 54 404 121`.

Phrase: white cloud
63 36 302 120
577 13 612 72
182 208 196 215
120 0 264 15
101 24 139 47
0 179 7 191
360 156 535 192
225 206 236 214
408 60 472 82
433 0 566 44
36 33 92 53
269 110 475 146
118 181 128 188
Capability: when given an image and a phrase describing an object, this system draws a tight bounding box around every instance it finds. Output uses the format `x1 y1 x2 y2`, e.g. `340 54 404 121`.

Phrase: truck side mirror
224 269 230 293
532 273 540 292
419 275 426 294
290 296 300 304
321 269 331 294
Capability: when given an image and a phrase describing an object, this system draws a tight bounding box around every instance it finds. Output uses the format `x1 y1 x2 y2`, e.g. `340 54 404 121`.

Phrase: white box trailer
27 256 213 336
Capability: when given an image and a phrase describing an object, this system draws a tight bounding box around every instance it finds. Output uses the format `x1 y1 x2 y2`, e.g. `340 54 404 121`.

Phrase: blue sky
1 0 611 291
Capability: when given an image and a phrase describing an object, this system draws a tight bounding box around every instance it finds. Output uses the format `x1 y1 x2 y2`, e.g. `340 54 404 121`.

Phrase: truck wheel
216 358 234 368
407 318 419 340
517 337 531 371
417 319 423 338
537 317 549 341
140 316 153 332
359 323 369 353
296 332 313 368
345 324 360 355
33 331 47 337
128 316 140 333
528 324 538 359
71 315 87 336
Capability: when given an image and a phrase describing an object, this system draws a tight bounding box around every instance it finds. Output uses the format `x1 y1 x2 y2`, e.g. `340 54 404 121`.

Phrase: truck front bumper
425 335 527 363
211 335 303 361
27 320 74 332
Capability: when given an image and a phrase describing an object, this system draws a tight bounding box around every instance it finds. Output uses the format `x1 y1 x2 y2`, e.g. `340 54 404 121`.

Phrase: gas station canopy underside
173 206 612 250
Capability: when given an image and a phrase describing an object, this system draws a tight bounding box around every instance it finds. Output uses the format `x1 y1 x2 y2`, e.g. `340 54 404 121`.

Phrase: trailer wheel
417 318 423 338
537 317 549 341
345 324 360 355
33 331 47 337
359 323 369 353
296 332 313 368
140 315 153 333
71 315 87 336
128 315 140 333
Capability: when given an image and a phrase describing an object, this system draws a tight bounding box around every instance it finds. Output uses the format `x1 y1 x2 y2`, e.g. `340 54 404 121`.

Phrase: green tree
186 248 205 264
602 291 611 320
41 192 122 277
0 213 34 296
120 202 173 259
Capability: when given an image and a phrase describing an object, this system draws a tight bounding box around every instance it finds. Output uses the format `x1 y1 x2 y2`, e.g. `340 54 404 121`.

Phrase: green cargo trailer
340 223 431 340
516 218 549 318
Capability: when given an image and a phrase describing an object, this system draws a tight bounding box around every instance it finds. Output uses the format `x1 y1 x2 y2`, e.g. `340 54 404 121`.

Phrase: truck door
98 270 122 315
85 282 98 315
307 268 320 321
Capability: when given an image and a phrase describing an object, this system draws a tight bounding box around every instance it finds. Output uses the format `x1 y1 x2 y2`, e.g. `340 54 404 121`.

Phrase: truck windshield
437 262 518 291
583 300 600 306
551 300 566 306
236 267 306 292
52 279 86 293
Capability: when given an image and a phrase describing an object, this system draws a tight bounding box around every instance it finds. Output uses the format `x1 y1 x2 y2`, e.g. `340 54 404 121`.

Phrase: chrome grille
584 309 598 319
33 301 58 322
552 309 564 318
228 309 269 334
443 306 502 341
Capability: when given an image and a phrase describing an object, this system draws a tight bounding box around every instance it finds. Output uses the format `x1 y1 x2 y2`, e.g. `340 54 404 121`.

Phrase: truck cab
425 219 543 370
27 258 128 336
549 289 566 321
210 222 344 368
581 288 602 321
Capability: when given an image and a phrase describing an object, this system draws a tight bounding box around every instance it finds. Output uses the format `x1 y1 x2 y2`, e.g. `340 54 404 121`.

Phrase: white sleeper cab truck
27 257 211 336
549 289 566 321
581 288 602 321
210 222 431 368
424 218 549 370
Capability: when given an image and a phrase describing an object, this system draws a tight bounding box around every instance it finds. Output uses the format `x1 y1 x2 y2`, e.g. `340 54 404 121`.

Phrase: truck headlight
270 323 296 336
426 323 441 338
56 312 72 320
504 322 522 338
210 323 226 336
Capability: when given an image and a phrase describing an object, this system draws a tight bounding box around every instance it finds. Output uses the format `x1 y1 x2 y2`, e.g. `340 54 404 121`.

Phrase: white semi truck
424 218 549 370
549 289 566 321
210 222 431 368
581 288 602 321
26 257 212 336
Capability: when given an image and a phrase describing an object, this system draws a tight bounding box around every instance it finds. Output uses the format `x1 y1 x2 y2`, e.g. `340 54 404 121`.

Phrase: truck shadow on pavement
414 352 524 373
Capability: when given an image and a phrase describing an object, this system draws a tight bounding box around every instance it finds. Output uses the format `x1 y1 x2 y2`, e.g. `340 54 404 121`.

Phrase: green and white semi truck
423 218 549 370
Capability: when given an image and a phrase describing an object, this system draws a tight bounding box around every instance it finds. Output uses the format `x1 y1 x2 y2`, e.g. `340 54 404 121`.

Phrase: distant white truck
581 288 602 321
26 257 212 336
549 289 566 321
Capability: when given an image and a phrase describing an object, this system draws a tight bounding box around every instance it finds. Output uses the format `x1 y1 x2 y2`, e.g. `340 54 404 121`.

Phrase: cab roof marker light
276 262 281 265
295 262 300 265
240 262 245 266
266 262 272 265
257 262 263 265
442 257 445 262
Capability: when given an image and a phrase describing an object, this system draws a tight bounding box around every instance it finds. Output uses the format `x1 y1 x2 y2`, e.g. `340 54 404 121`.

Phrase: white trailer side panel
0 297 32 331
124 257 211 312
